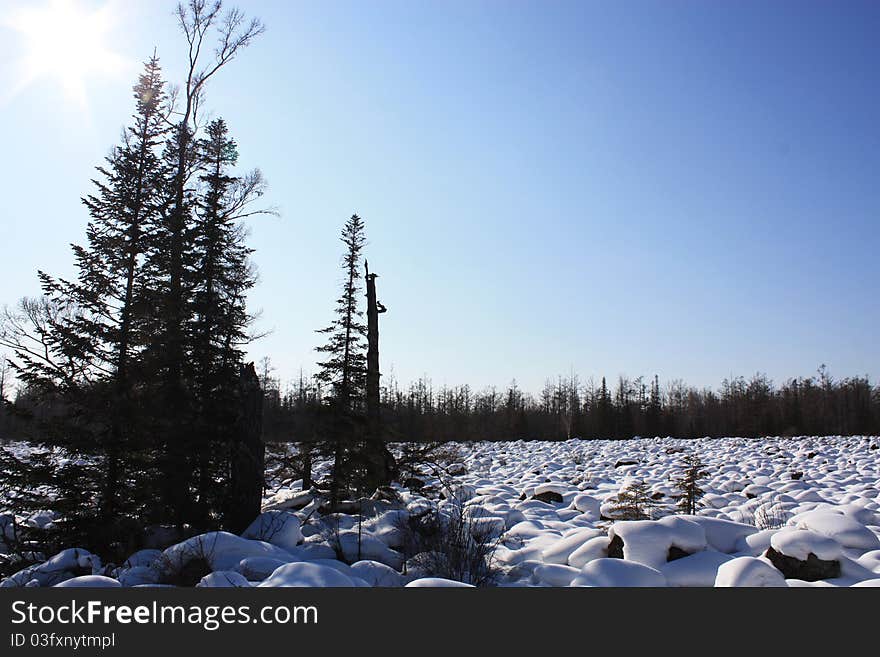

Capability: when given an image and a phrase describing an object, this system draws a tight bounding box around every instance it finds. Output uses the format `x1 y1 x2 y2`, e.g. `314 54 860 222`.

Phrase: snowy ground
3 436 880 587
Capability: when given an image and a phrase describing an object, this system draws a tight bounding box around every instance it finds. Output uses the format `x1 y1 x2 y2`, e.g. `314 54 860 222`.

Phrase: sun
3 0 128 107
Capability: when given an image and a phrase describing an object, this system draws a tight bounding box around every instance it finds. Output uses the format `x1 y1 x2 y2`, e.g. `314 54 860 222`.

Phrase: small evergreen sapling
672 454 708 515
609 480 656 520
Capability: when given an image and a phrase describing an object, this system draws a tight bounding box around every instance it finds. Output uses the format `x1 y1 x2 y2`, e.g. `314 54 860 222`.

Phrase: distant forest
258 365 880 443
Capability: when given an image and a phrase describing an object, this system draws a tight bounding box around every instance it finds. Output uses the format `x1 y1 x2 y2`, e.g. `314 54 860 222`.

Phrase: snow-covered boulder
1 548 101 588
258 562 356 587
197 571 251 587
156 532 296 581
571 494 600 517
532 563 581 587
405 577 474 587
714 557 786 587
571 558 666 587
792 510 880 550
54 575 120 588
335 531 404 569
660 550 733 587
677 516 757 553
567 536 611 569
350 560 404 587
607 517 707 569
541 528 603 565
241 511 303 552
237 557 292 581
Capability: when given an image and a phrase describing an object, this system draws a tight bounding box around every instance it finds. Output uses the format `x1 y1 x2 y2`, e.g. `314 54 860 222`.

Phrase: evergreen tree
609 479 656 520
315 214 368 503
0 57 169 553
672 454 708 515
189 117 265 526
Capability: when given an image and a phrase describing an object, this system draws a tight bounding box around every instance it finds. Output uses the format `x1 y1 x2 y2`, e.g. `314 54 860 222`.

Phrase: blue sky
0 0 878 394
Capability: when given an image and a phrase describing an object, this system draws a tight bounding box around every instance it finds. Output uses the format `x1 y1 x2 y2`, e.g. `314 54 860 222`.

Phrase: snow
258 562 357 587
607 517 706 569
769 528 842 561
532 563 581 586
405 577 474 587
571 558 666 587
791 510 880 550
241 510 304 552
4 434 880 588
158 531 296 574
714 557 787 587
197 571 251 587
54 575 121 588
1 548 101 588
660 550 733 587
541 527 603 565
350 560 405 587
237 557 292 581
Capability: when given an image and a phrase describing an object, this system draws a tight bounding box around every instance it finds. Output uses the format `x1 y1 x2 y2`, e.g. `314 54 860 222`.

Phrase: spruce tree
315 214 368 503
0 57 169 553
672 454 708 515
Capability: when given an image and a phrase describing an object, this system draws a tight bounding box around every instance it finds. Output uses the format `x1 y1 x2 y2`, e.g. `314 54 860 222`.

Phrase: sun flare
3 0 128 107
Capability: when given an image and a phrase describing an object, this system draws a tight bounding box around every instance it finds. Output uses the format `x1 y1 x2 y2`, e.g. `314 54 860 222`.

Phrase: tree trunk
363 262 396 490
226 362 265 533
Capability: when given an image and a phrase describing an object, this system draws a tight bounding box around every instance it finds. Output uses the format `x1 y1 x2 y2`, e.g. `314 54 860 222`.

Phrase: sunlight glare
3 0 128 107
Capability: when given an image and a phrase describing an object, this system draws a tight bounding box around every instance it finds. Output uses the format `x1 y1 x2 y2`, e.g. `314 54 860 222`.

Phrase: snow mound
258 562 356 587
197 571 251 587
608 517 707 569
158 531 296 575
769 528 842 561
660 550 733 587
241 511 303 552
714 557 786 587
54 575 120 588
350 560 404 587
405 577 474 587
571 558 666 587
1 548 101 588
792 510 880 550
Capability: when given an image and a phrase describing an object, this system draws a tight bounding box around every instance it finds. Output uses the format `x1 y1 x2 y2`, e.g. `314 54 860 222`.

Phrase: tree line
259 366 880 443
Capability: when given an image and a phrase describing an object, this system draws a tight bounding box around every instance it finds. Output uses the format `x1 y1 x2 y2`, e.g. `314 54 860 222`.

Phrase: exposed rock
765 547 840 581
403 477 425 491
615 460 638 468
607 534 624 559
667 545 691 562
531 490 563 504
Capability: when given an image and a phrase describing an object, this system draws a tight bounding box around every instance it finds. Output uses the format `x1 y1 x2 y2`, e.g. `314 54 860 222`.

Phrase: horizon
1 0 878 394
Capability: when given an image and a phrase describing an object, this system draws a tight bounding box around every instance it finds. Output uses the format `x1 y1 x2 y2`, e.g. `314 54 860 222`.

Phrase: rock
765 547 840 581
790 471 804 480
447 463 467 475
403 477 425 491
532 491 563 504
614 460 638 468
